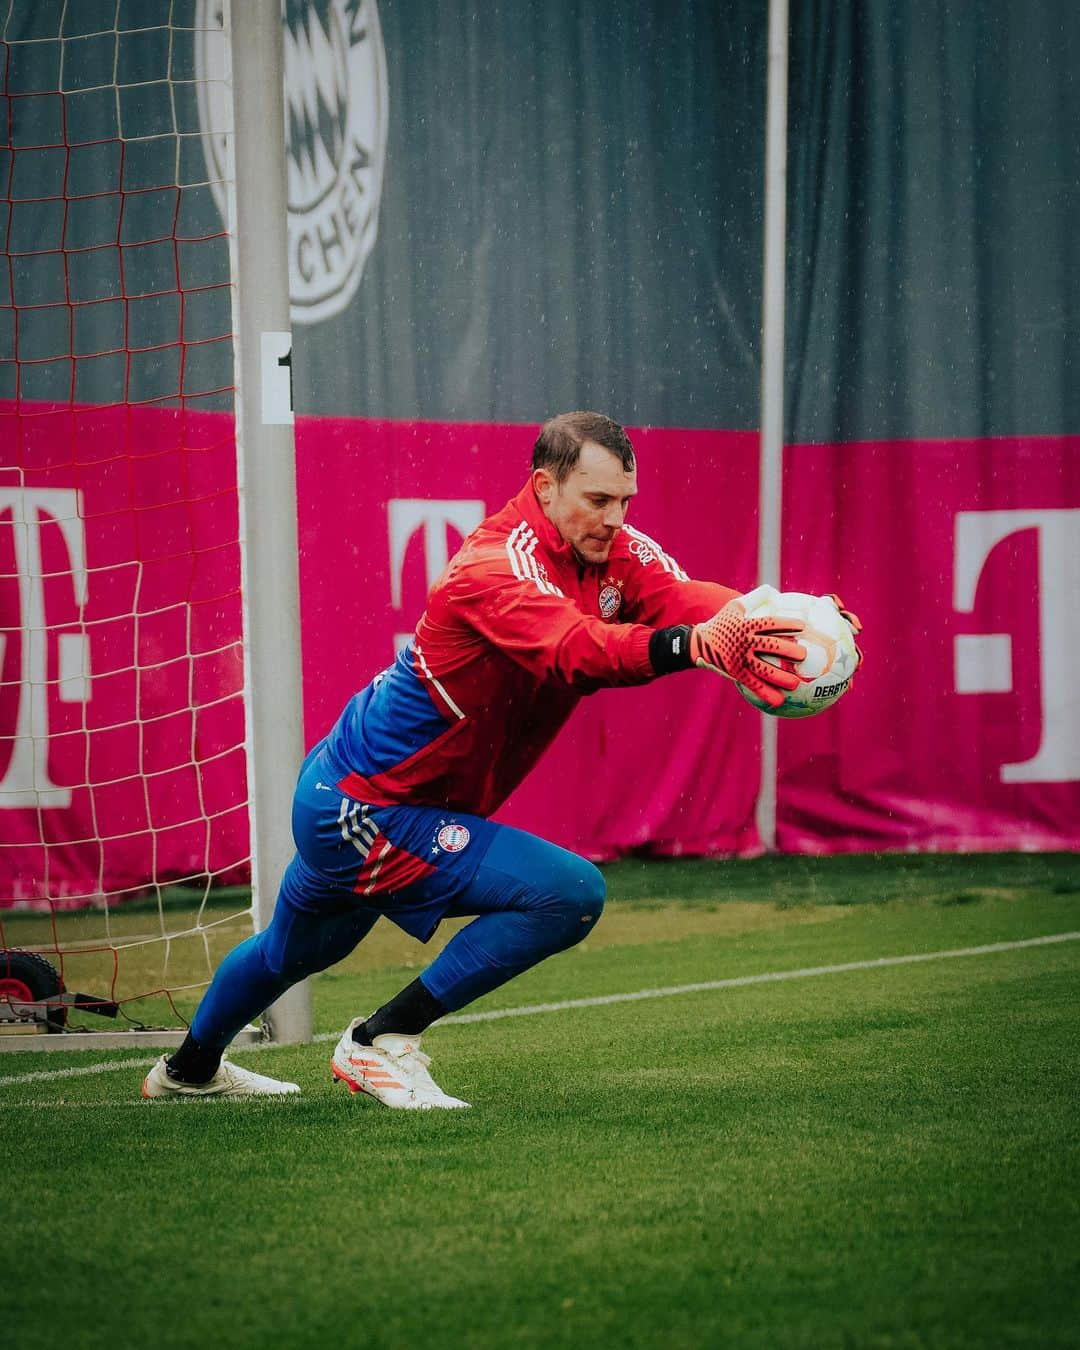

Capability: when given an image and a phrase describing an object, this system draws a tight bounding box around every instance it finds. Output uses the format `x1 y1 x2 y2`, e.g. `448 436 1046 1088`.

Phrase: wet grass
2 856 1078 1348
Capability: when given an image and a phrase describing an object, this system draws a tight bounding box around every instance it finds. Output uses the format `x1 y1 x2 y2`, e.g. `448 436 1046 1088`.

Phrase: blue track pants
191 824 605 1049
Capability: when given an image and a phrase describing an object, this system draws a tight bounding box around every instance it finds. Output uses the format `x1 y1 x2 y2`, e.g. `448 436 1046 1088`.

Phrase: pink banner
293 418 763 859
777 436 1080 851
5 410 1078 908
1 403 248 905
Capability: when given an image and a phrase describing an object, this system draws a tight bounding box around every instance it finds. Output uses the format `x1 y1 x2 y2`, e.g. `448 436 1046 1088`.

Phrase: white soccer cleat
331 1018 470 1110
141 1054 300 1099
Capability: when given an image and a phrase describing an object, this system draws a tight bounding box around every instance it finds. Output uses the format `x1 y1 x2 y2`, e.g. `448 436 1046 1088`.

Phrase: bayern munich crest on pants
437 823 471 853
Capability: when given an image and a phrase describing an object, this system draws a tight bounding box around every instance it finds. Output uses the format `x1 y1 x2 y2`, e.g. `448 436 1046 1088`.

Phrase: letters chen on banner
195 0 389 326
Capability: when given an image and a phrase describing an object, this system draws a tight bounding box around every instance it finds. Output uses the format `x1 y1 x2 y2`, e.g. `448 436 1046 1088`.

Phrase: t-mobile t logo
954 509 1080 783
387 499 485 652
0 489 90 808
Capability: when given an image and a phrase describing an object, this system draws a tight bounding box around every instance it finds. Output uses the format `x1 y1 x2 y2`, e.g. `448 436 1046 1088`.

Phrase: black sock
166 1032 223 1084
352 978 448 1044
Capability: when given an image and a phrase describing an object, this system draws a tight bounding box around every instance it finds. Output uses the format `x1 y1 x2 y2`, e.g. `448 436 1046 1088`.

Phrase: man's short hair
532 412 636 484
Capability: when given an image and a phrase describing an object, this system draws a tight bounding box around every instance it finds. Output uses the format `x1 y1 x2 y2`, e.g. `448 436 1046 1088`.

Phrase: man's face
533 441 638 566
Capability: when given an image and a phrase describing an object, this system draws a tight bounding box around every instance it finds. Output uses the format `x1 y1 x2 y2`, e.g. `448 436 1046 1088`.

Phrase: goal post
755 0 789 853
227 0 311 1045
0 1 311 1049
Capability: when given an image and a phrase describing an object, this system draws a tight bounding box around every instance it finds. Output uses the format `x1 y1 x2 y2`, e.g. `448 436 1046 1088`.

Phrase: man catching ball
143 411 850 1108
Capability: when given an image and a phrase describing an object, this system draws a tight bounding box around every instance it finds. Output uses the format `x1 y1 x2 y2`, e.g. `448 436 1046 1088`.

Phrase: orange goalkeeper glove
689 597 807 708
826 593 865 670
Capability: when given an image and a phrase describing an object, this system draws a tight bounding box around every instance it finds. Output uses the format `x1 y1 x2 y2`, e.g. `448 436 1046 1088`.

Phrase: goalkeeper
143 411 826 1107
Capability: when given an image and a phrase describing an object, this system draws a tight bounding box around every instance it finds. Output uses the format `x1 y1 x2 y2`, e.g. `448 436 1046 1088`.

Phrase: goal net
1 1 269 1046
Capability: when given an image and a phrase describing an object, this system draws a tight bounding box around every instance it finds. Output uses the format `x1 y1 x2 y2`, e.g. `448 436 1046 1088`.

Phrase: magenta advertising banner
294 417 763 860
1 403 248 906
3 409 1078 908
777 436 1080 852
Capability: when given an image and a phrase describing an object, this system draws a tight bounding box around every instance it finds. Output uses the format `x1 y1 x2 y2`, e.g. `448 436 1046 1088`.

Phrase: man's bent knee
548 859 606 946
572 859 606 922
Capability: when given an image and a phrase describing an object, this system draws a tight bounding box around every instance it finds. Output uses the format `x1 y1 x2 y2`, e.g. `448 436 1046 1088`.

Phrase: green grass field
3 853 1079 1349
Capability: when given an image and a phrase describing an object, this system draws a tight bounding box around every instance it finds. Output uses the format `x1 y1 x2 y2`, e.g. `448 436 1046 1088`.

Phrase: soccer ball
735 585 860 719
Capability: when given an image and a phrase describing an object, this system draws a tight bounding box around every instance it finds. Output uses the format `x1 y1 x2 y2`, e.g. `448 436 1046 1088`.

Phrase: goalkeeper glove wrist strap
649 624 694 675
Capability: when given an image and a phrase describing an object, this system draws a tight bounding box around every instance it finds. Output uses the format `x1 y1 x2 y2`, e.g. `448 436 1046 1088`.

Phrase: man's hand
827 593 861 634
690 598 807 709
827 593 865 669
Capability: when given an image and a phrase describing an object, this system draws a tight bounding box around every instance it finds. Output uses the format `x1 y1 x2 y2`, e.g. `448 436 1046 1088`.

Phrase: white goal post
0 0 311 1049
227 0 311 1046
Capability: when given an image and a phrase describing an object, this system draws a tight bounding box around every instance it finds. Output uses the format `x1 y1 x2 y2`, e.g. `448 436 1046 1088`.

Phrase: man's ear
532 466 557 509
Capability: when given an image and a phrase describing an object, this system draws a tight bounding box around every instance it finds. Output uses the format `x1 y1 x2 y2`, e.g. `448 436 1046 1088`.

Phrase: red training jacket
326 480 736 817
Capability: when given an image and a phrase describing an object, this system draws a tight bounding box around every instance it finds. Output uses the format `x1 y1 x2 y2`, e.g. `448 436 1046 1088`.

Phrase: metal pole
226 0 312 1042
756 0 790 852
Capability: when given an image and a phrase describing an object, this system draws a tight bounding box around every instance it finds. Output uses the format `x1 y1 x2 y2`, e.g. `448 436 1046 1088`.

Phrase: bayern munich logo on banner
436 823 471 853
195 0 388 325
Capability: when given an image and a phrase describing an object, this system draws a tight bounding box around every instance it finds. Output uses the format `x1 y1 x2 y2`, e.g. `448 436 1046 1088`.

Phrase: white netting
0 0 254 1034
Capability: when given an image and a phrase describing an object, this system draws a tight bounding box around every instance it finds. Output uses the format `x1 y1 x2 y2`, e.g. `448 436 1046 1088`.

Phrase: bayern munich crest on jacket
322 482 735 817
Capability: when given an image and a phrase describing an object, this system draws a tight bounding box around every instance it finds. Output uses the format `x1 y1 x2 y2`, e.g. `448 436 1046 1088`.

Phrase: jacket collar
509 479 579 567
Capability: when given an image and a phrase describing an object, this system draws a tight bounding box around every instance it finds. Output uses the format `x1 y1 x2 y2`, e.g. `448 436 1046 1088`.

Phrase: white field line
1 929 1078 1090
